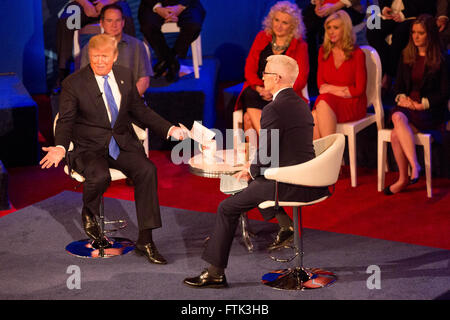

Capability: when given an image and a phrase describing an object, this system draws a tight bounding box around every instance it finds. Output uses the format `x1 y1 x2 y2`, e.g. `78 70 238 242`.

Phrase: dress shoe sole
135 247 168 265
183 280 228 289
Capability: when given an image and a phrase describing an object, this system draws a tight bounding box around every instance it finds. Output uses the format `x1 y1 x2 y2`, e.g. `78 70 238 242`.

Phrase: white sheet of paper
179 121 216 144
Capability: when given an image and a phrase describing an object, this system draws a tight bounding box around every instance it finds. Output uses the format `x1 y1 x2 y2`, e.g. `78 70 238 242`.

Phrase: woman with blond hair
235 1 309 135
384 14 448 195
312 10 367 140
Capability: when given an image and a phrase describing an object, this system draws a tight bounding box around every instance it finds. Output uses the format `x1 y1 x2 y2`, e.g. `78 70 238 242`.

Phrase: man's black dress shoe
135 242 167 264
183 269 228 288
267 226 294 251
153 59 169 78
81 211 102 241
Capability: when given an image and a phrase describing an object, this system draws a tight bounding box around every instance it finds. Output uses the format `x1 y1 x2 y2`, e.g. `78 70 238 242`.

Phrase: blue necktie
103 75 120 160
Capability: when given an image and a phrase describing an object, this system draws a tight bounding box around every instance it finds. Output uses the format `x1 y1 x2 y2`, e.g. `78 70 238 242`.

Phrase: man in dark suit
183 55 330 288
138 0 206 82
41 34 185 265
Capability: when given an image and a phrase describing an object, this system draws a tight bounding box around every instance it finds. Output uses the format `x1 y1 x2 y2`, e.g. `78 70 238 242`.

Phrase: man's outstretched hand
40 146 65 169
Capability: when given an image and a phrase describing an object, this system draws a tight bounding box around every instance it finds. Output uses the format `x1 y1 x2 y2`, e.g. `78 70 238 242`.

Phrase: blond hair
88 34 118 55
262 1 305 40
322 10 356 60
266 54 299 86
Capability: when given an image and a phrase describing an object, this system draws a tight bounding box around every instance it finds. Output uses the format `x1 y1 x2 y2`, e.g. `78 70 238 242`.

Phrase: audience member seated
312 10 367 140
436 0 450 48
138 0 206 82
366 0 436 95
384 14 449 195
235 1 309 137
81 4 153 96
299 0 365 96
56 0 135 89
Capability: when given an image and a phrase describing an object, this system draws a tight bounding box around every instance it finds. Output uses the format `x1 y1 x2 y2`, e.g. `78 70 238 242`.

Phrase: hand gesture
40 146 65 169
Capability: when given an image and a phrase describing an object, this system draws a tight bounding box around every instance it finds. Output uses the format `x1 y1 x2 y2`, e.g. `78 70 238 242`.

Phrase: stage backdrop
0 0 46 94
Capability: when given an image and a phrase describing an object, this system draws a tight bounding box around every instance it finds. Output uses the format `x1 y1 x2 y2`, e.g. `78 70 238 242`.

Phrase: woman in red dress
312 10 367 140
235 1 309 135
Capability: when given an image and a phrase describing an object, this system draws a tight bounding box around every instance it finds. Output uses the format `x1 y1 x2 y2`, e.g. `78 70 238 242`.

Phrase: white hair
266 55 299 86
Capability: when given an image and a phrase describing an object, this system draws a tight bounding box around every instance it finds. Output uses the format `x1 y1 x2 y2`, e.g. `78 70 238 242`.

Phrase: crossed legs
312 100 337 140
388 111 420 194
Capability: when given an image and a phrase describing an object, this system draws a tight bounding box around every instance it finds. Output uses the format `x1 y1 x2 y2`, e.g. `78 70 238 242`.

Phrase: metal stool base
66 237 135 258
262 267 337 290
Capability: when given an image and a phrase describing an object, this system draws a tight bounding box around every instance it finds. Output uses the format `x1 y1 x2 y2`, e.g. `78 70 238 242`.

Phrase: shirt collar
272 87 291 101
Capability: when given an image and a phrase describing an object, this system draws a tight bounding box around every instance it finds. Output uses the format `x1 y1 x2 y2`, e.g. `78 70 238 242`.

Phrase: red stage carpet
3 150 450 250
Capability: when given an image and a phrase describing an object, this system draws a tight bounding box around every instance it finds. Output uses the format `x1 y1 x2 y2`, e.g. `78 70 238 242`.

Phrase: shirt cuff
153 2 162 12
421 98 430 110
248 167 255 180
167 125 175 140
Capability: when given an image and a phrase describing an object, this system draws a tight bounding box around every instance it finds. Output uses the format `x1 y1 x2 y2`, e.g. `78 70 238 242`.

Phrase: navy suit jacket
56 65 172 168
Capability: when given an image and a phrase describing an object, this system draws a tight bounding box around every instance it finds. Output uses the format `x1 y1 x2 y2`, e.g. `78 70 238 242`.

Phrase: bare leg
314 100 337 138
391 112 421 180
312 110 320 140
388 129 410 193
246 108 262 135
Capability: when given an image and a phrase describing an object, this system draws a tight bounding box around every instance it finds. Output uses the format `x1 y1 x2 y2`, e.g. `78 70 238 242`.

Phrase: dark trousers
138 3 205 61
201 177 282 269
303 5 364 96
76 149 161 232
56 1 135 71
366 19 413 78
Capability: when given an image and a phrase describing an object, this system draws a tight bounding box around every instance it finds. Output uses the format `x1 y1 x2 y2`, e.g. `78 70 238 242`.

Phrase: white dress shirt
95 70 122 122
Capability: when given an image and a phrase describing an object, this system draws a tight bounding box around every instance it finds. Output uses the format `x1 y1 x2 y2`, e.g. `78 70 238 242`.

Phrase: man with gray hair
183 55 330 288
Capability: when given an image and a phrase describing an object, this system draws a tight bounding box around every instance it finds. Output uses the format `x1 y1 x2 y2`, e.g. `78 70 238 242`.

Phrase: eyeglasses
262 71 279 76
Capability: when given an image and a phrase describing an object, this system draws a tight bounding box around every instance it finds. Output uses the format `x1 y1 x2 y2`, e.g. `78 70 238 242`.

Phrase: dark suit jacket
250 88 327 201
55 65 172 168
378 0 437 18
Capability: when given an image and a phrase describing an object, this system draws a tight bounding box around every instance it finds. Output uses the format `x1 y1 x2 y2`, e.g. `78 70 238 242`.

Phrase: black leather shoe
153 59 169 78
183 269 228 288
409 177 419 185
267 226 294 251
81 211 102 241
135 242 167 264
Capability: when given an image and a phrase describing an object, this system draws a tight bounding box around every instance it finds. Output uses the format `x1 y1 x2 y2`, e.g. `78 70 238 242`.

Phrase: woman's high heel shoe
383 185 394 196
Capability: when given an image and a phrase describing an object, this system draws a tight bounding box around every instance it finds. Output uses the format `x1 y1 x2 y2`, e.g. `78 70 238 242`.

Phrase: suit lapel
113 66 128 122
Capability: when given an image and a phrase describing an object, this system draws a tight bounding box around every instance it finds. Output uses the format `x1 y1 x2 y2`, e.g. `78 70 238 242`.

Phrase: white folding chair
336 45 385 187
